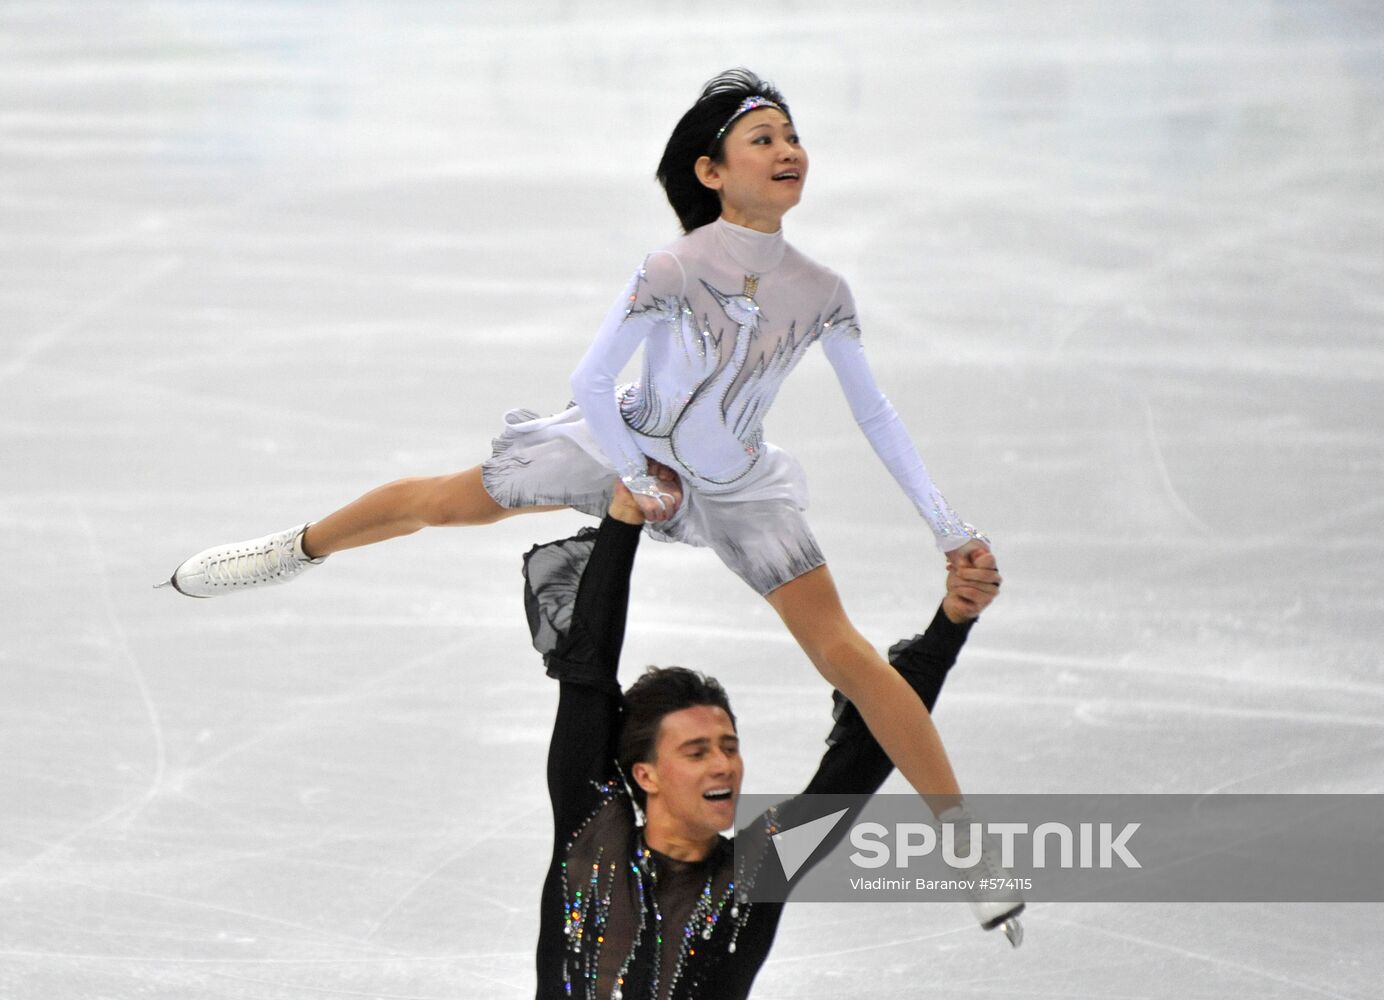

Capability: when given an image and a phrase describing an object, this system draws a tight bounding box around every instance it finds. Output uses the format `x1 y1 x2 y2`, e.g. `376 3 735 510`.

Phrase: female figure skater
163 69 992 811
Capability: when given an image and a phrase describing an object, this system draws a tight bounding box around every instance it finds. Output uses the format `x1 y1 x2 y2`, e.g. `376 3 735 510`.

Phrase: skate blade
154 574 205 597
1002 917 1023 948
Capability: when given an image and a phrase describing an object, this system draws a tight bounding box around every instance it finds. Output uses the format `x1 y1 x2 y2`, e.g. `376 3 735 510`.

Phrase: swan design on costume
572 217 974 558
623 275 766 484
722 303 854 444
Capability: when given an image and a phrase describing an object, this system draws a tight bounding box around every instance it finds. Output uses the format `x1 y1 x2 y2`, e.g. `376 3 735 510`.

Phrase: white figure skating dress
482 218 976 595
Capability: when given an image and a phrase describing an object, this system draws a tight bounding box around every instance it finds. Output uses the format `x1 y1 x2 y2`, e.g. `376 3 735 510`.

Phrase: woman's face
699 106 808 228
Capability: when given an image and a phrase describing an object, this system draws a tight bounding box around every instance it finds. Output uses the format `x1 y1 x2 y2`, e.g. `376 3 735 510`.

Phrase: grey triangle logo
771 808 851 882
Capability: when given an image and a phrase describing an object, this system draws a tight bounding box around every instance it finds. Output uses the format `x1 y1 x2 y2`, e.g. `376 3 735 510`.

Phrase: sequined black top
523 517 973 1000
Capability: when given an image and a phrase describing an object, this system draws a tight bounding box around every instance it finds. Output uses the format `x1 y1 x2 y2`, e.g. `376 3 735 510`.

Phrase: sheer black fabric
525 518 972 999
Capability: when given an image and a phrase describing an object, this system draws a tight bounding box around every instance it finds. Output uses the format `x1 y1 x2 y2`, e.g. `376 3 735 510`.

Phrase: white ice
2 1 1382 997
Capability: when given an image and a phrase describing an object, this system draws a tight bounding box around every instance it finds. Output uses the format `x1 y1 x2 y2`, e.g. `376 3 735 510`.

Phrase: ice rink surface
3 1 1382 997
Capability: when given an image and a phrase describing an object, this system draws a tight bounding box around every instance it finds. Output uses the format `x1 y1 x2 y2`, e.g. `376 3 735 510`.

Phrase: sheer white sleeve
569 251 686 496
818 278 981 552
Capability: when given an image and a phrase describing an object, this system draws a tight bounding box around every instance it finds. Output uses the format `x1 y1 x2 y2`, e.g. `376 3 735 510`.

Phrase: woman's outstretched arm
568 256 685 522
817 277 987 560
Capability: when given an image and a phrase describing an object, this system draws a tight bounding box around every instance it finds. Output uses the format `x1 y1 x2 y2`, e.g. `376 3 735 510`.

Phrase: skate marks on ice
3 1 1384 998
0 257 183 386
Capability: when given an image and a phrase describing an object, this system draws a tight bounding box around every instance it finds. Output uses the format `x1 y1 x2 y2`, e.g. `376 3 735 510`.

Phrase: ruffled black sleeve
522 517 642 833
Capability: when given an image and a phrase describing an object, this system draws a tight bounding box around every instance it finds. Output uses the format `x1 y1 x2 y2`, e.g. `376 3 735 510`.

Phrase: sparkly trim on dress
483 218 980 594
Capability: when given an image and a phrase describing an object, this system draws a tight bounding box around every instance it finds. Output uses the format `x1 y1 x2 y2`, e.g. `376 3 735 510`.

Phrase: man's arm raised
524 469 682 831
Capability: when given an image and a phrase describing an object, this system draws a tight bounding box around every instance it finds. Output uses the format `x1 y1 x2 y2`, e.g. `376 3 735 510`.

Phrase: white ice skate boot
159 524 324 597
939 805 1026 948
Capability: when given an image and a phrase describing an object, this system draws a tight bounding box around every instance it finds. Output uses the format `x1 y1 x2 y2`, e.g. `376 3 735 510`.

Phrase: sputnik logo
770 808 851 882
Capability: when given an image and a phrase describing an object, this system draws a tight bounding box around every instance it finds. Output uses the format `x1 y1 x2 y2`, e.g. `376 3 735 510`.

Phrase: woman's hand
946 538 991 570
612 460 683 525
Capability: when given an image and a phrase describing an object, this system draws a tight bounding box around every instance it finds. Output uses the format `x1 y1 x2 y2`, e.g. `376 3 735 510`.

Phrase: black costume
524 517 974 1000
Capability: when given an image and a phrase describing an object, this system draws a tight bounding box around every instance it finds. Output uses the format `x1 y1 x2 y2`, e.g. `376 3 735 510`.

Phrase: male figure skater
522 479 1018 1000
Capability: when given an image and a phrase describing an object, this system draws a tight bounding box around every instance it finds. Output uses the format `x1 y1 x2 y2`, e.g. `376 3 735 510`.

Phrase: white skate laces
159 523 325 598
937 805 1026 948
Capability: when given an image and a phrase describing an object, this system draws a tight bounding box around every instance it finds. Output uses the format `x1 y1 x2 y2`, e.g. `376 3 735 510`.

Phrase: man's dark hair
619 666 737 811
656 68 792 234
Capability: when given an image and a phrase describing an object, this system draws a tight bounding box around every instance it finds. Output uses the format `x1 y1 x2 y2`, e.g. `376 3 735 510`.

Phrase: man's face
637 705 743 839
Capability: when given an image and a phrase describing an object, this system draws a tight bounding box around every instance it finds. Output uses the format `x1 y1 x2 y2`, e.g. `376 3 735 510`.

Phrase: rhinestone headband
712 95 788 145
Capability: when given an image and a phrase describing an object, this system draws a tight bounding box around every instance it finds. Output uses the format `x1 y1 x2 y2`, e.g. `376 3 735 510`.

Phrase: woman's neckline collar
711 217 786 273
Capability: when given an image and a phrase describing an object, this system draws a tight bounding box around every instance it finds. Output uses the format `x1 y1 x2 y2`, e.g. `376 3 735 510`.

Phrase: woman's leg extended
302 465 561 557
165 465 564 596
765 564 963 814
